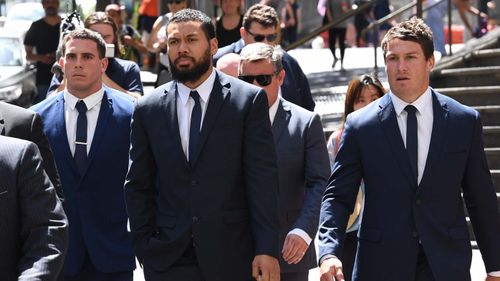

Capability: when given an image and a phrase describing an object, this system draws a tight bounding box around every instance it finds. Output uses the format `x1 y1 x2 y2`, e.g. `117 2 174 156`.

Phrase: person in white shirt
319 17 500 281
32 28 136 280
239 42 331 281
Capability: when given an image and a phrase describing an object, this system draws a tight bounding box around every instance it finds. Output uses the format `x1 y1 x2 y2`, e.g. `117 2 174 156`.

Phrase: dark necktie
405 105 418 184
74 100 88 176
189 91 201 163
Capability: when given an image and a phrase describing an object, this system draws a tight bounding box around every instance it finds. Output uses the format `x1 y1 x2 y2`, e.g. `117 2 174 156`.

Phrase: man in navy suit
239 42 330 281
124 9 280 281
319 18 500 281
32 28 135 281
213 4 315 112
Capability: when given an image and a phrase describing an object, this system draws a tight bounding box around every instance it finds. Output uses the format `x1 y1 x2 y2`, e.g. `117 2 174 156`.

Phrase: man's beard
170 48 212 84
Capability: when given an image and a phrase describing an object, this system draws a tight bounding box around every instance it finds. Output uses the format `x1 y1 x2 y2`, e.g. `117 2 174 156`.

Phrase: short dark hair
381 17 434 60
243 4 279 31
84 11 124 57
61 28 107 58
168 9 216 41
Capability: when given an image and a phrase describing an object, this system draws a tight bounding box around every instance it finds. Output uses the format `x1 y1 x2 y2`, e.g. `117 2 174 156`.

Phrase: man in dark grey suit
0 135 68 281
0 102 63 200
124 9 280 281
239 43 331 281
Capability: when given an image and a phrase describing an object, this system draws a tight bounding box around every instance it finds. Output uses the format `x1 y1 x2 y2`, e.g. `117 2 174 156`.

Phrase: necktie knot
76 100 87 114
190 91 200 104
404 104 417 115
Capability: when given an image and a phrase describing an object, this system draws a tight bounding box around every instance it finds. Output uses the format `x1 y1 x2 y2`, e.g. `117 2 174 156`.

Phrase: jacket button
412 231 418 238
190 180 198 186
415 199 421 205
192 216 199 222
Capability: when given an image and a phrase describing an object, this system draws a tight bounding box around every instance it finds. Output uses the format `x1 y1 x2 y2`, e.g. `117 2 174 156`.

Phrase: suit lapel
190 71 230 166
417 91 448 192
378 94 416 189
163 83 189 167
53 94 79 177
272 99 290 145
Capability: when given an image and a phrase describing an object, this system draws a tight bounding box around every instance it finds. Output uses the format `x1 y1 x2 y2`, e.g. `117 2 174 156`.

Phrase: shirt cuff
488 271 500 277
288 228 312 246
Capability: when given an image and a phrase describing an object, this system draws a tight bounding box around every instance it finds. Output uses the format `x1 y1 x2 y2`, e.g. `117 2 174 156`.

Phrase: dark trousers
64 253 132 281
341 231 358 281
143 242 205 281
281 271 308 281
415 244 436 281
328 28 347 63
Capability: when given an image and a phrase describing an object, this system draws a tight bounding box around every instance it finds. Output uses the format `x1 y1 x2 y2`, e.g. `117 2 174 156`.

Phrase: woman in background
216 0 243 48
326 74 385 281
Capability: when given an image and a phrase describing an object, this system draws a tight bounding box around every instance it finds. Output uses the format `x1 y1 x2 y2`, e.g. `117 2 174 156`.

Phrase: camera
105 44 115 58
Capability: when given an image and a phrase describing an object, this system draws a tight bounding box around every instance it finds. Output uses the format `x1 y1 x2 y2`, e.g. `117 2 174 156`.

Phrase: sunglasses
167 0 185 4
246 29 277 42
238 74 275 86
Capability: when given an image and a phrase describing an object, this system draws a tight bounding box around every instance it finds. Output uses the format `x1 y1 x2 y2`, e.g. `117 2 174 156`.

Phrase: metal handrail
284 0 376 51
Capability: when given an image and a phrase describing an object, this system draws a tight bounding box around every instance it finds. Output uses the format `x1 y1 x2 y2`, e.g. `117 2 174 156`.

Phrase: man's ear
101 57 109 73
277 69 286 86
210 37 218 56
59 56 65 69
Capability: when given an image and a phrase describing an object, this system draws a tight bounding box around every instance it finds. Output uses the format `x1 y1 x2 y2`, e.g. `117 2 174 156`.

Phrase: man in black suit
0 135 68 281
213 4 315 111
124 9 280 281
0 101 63 200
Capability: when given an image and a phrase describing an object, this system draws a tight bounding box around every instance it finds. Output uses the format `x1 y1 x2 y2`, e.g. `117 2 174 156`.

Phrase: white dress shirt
176 68 216 159
64 88 105 155
269 93 312 246
390 89 500 277
390 88 433 185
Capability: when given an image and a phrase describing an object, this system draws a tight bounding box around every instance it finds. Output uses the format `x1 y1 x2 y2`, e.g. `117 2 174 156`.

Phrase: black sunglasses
246 29 277 42
238 74 274 86
167 0 185 4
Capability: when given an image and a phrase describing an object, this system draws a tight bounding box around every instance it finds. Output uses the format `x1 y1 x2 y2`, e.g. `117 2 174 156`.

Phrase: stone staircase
430 28 500 248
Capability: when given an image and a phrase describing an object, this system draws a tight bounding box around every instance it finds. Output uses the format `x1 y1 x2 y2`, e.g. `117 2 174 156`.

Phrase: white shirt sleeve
287 228 312 245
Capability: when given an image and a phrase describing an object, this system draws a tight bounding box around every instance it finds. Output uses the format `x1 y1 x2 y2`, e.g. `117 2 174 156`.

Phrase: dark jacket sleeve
17 142 68 281
29 113 64 201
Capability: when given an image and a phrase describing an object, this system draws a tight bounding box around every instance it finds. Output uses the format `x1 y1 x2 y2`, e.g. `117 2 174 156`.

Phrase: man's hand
486 276 500 281
252 255 280 281
320 257 344 281
282 234 308 264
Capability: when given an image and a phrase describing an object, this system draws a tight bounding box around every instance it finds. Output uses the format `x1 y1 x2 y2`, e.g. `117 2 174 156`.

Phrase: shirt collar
269 88 282 124
64 87 105 111
390 87 432 116
177 67 217 106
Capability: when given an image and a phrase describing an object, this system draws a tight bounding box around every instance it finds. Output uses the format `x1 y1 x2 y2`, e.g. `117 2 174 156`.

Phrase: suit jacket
0 135 68 281
124 69 280 281
0 102 63 200
32 89 136 276
272 98 330 273
318 91 500 281
214 39 315 111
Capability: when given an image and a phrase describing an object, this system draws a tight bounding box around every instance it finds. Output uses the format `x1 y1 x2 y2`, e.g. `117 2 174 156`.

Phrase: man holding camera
32 28 136 281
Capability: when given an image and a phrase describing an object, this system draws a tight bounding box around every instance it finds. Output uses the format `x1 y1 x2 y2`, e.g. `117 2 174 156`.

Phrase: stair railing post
448 0 453 55
373 23 379 72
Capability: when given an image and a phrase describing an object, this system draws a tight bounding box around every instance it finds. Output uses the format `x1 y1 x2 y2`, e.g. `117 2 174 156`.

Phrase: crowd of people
1 0 500 281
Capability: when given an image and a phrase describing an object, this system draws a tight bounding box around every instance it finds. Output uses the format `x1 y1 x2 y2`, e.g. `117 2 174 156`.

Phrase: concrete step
491 170 500 191
462 49 500 67
431 66 500 88
486 147 500 170
483 126 500 148
475 105 500 127
435 86 500 106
